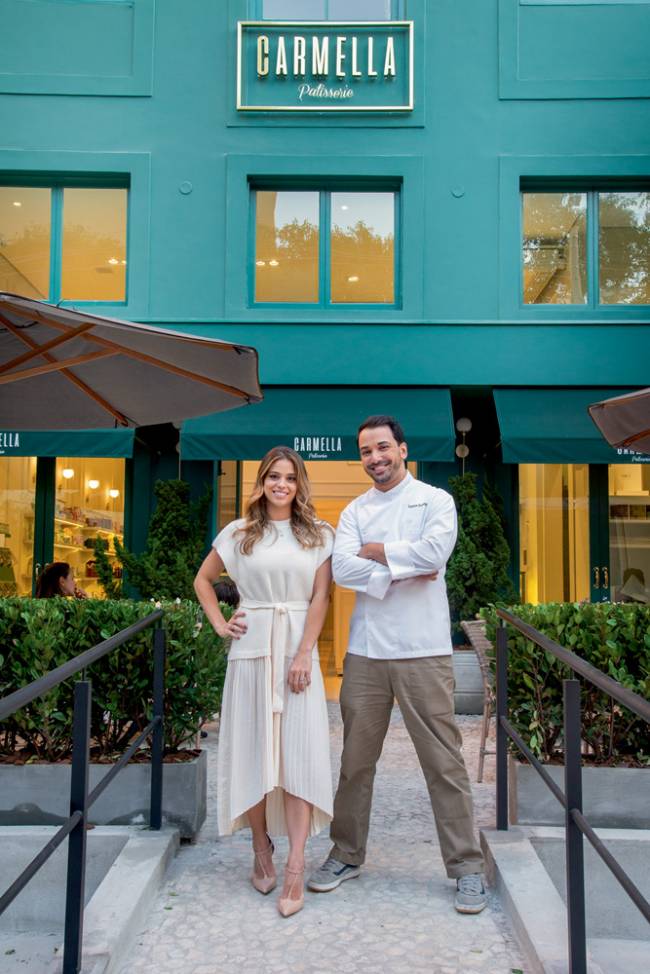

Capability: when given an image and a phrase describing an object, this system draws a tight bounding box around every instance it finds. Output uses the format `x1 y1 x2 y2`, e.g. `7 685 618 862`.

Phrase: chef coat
332 472 457 659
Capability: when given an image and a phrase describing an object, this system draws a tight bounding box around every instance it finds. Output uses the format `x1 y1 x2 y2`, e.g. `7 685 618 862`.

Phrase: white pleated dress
214 518 334 838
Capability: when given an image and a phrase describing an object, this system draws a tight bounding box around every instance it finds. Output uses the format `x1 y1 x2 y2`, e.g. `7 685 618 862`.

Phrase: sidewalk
120 706 525 974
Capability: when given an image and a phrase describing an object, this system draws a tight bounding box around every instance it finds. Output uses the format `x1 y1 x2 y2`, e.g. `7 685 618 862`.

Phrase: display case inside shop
54 457 125 597
609 464 650 604
0 457 37 596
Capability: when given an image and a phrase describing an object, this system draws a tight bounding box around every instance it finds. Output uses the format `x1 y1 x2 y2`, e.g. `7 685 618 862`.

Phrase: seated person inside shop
35 562 88 600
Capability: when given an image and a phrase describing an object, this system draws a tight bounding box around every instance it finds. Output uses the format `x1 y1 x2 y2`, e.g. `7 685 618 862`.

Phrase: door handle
593 566 600 588
602 566 609 589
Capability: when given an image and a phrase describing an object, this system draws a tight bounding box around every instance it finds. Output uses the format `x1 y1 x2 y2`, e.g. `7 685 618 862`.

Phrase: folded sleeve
316 522 335 568
384 492 457 582
332 504 392 600
211 520 239 576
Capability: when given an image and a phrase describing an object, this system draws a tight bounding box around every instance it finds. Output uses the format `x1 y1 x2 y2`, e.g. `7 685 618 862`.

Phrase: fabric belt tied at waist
239 599 310 714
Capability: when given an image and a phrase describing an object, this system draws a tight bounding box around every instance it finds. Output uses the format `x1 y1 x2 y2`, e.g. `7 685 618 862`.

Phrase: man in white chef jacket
308 415 486 914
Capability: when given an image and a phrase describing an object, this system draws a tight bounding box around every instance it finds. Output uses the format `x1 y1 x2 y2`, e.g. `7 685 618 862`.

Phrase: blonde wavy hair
236 446 330 555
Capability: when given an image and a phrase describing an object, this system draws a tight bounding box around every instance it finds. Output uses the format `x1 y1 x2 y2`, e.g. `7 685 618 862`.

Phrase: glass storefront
0 457 37 596
609 463 650 603
54 457 125 598
519 463 590 603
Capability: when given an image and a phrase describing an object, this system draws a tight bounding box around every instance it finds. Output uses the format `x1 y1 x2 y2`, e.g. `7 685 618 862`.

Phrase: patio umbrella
0 292 262 429
588 388 650 456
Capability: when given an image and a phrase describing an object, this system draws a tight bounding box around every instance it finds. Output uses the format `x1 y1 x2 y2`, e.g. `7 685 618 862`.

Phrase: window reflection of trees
523 193 587 305
331 219 394 303
599 192 649 305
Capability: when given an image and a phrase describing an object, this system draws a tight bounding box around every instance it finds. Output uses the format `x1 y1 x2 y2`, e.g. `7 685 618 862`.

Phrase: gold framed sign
236 21 414 112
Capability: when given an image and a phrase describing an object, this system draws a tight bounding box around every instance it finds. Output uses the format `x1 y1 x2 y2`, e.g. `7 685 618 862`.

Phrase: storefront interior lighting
268 259 279 267
256 260 266 266
88 479 100 490
347 275 359 283
108 258 120 265
12 201 21 207
108 488 120 499
62 468 75 480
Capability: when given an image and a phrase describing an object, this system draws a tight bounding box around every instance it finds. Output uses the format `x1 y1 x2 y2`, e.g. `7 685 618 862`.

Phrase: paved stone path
120 706 526 974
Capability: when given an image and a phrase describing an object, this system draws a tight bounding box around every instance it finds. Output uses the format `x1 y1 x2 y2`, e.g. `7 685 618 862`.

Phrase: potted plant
481 601 650 828
0 597 228 839
446 473 518 713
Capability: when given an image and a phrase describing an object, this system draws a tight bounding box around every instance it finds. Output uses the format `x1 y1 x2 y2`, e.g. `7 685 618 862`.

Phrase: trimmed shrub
481 602 650 767
446 473 518 635
0 597 229 762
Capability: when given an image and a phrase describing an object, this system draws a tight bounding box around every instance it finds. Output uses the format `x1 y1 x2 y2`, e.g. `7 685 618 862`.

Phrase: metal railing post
150 623 166 830
496 618 509 830
63 680 91 974
564 678 587 974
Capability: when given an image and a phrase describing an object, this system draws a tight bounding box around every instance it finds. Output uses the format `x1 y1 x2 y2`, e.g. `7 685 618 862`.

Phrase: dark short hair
357 415 406 446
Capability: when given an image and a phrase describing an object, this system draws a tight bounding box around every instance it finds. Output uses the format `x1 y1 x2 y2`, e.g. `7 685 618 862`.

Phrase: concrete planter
508 755 650 829
453 648 484 715
0 749 207 840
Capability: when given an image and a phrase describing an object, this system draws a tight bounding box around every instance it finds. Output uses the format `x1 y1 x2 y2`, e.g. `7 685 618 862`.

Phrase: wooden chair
460 619 496 783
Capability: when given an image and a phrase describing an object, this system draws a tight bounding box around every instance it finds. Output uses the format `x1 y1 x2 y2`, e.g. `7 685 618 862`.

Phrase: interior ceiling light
108 488 120 498
12 201 21 207
256 260 266 267
62 468 75 479
88 479 100 490
108 257 120 265
268 259 279 267
341 204 349 210
347 275 359 283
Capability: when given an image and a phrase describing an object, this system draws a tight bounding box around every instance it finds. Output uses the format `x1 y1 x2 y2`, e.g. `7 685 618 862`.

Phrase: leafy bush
0 597 229 762
94 479 211 601
481 602 650 767
446 473 518 634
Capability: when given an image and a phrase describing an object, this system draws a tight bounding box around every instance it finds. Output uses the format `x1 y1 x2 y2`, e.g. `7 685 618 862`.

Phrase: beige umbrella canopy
588 388 650 456
0 292 262 429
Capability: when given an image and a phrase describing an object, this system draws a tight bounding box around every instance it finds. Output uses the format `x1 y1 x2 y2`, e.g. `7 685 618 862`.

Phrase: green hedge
0 598 229 762
481 602 650 767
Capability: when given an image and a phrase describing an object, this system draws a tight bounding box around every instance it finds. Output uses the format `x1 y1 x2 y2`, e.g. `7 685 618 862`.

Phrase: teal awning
494 389 648 464
181 387 455 461
0 428 135 459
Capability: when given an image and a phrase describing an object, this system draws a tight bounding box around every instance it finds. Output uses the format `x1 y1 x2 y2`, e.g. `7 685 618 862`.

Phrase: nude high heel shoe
277 864 305 917
251 835 276 895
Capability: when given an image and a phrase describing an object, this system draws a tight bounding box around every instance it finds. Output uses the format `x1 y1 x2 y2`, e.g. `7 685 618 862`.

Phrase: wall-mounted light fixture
455 417 472 475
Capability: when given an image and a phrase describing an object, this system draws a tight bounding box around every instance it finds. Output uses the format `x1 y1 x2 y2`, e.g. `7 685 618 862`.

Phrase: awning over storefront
494 389 648 464
181 387 455 461
0 427 134 458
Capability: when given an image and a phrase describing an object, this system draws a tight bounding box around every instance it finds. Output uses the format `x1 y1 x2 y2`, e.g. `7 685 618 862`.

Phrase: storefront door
0 457 38 596
518 462 650 606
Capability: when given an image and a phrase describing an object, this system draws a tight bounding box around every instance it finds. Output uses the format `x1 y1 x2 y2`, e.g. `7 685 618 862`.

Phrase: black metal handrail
495 606 650 974
0 609 166 974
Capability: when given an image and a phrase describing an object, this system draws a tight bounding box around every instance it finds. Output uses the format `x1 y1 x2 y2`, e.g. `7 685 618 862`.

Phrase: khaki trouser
330 654 484 879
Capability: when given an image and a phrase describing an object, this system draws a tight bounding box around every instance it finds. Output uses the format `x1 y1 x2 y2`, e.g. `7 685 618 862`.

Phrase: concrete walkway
120 706 526 974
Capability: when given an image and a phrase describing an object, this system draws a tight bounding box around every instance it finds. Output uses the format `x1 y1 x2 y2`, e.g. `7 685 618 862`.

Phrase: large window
0 183 128 303
253 187 397 306
259 1 396 19
609 463 650 604
522 189 650 306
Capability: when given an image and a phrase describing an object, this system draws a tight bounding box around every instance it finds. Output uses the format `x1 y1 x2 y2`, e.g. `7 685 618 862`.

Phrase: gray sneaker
455 873 487 914
307 856 361 892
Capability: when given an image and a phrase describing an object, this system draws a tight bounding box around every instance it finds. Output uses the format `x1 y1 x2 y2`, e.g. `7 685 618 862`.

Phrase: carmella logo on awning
293 435 343 460
0 432 20 455
237 21 413 112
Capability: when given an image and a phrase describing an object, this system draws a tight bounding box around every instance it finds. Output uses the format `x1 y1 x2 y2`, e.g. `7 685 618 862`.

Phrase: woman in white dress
194 446 333 917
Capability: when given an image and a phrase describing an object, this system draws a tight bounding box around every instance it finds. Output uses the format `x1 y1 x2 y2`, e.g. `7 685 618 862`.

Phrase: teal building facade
1 0 649 619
